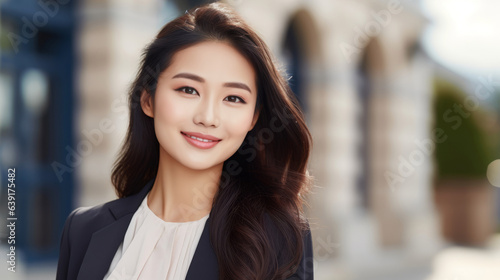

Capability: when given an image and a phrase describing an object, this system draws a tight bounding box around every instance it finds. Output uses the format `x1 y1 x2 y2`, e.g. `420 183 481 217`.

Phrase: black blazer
56 178 314 280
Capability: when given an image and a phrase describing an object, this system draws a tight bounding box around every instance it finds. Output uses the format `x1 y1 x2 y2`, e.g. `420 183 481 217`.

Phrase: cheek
224 109 256 137
155 93 187 125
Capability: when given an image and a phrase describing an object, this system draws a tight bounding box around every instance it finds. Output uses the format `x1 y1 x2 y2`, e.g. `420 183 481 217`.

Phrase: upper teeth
186 134 217 142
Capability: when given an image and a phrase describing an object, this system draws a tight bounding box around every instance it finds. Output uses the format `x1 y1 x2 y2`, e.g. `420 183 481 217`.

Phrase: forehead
162 41 256 86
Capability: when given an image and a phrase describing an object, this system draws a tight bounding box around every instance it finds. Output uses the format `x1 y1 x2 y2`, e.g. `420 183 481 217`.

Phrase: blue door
0 0 76 263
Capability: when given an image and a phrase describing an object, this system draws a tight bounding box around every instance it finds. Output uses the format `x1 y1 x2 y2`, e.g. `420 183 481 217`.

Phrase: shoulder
262 212 312 244
62 184 150 240
66 200 114 229
262 213 314 279
287 225 314 280
56 198 127 280
62 197 127 240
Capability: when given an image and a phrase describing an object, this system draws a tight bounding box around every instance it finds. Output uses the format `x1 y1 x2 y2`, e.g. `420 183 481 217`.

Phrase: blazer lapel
77 178 155 280
76 177 220 279
185 216 219 280
77 213 134 280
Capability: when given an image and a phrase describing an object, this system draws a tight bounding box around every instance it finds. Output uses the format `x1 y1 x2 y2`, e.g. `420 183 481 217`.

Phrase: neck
148 146 221 222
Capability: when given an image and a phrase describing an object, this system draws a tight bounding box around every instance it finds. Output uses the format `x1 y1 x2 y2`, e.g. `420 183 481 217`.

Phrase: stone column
76 0 161 207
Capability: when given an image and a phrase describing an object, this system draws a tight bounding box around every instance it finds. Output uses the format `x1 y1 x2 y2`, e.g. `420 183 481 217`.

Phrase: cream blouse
103 193 210 280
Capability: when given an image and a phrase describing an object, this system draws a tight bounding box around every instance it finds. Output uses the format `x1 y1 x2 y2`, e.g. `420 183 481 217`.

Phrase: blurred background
0 0 499 279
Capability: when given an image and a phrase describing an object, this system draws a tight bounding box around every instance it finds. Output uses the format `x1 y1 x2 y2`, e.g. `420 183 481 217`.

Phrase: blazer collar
108 177 156 220
77 176 218 280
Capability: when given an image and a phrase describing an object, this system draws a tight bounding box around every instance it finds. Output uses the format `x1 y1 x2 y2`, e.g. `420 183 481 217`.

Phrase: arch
283 8 323 63
280 8 324 116
357 37 406 247
355 38 385 210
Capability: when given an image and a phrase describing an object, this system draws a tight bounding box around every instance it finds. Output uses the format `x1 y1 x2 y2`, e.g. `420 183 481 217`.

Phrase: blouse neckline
143 193 210 225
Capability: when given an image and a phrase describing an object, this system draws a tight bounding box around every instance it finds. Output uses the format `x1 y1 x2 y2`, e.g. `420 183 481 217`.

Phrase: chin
180 157 222 171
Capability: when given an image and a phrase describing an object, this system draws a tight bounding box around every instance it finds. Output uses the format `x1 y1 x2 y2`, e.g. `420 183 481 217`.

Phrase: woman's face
142 41 259 170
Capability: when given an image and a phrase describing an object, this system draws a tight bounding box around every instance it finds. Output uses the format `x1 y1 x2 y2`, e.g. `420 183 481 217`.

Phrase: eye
224 96 246 104
176 86 198 95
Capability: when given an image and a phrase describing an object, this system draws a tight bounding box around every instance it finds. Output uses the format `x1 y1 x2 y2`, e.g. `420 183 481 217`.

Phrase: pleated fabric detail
104 193 209 280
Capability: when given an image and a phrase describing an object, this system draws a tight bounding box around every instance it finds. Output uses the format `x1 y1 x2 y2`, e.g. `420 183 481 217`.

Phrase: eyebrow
172 72 252 94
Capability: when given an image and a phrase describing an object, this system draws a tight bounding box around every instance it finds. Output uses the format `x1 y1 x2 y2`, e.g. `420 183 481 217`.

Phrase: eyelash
175 86 247 104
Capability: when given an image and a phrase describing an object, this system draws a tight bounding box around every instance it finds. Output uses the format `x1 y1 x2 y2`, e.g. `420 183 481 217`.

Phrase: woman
56 2 314 280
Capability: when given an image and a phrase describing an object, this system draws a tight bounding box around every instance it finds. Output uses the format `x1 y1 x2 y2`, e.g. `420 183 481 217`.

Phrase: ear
249 107 260 131
141 90 154 118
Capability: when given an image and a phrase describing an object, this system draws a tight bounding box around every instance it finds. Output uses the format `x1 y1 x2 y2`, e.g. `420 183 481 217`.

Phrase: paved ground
425 242 500 280
1 235 500 280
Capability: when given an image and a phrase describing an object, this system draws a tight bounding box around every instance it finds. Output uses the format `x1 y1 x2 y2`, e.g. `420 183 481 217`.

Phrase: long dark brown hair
111 2 312 279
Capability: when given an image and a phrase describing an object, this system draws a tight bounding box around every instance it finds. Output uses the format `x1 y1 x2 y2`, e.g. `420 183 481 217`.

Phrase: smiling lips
181 131 222 149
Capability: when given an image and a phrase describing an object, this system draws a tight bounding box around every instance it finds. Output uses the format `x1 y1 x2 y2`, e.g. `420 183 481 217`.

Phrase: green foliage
432 79 493 180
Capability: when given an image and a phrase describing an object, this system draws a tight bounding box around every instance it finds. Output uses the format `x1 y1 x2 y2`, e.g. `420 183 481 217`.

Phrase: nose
193 95 220 128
